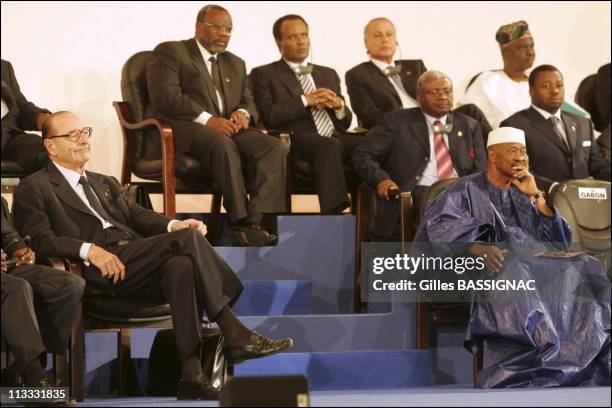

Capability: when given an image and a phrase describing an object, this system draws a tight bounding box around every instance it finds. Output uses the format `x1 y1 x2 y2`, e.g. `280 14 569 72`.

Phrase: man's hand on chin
171 219 207 236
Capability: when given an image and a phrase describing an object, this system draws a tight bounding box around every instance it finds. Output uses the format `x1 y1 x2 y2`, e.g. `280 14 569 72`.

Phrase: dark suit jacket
595 62 610 129
345 59 427 129
500 107 611 192
13 162 171 291
1 59 50 151
249 59 352 134
145 38 258 155
1 196 26 255
353 108 487 238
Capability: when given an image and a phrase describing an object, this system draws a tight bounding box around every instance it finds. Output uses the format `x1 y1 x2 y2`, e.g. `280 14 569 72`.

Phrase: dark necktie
209 56 225 115
549 116 569 150
78 176 135 237
295 68 334 137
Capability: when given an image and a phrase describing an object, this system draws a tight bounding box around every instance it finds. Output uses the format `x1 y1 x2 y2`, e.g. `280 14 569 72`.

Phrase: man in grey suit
501 65 611 193
353 71 487 241
146 4 287 246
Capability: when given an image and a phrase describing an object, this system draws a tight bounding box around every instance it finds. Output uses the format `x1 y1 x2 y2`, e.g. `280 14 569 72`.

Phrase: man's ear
43 139 55 158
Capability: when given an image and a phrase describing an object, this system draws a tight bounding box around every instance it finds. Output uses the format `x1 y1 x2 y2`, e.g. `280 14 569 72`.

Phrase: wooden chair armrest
113 101 176 217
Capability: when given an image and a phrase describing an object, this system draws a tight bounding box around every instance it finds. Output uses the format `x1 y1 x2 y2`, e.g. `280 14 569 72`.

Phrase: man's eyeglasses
46 127 93 142
203 22 232 34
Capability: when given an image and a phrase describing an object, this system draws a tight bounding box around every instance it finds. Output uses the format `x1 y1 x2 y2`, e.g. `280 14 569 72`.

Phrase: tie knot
549 116 560 124
433 120 442 126
209 56 217 63
78 176 89 186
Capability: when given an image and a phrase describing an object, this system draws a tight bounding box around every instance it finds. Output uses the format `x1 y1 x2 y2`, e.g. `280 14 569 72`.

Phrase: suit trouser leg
1 131 49 173
233 129 288 222
1 272 45 372
10 265 85 355
290 131 349 213
108 229 243 361
183 123 250 222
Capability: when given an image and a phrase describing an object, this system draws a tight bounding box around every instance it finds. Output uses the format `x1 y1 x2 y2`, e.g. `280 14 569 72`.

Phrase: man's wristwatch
531 190 545 203
335 98 345 112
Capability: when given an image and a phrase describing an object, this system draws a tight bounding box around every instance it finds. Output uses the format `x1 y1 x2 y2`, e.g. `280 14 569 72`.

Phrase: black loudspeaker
219 375 310 407
147 327 230 395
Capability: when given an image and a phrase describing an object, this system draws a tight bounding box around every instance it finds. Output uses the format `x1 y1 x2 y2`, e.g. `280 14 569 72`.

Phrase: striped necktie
433 120 458 179
296 69 335 137
549 116 569 150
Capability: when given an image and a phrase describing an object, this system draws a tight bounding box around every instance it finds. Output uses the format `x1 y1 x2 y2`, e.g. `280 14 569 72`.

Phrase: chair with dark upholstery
113 51 222 242
1 160 28 193
548 178 611 273
64 260 173 401
575 74 604 132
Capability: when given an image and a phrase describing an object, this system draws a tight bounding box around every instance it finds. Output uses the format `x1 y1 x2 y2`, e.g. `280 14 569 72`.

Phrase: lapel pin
571 125 576 132
405 70 412 75
225 78 230 83
457 131 463 137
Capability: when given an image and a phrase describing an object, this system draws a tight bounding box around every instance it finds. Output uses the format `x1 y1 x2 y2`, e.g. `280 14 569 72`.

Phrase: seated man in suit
2 196 85 388
146 4 287 246
501 64 611 193
250 14 362 215
345 17 427 129
13 111 294 400
353 70 487 241
1 59 52 173
595 62 610 130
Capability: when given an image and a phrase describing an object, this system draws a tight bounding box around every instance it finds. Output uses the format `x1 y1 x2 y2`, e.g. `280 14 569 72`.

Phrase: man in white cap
414 127 611 388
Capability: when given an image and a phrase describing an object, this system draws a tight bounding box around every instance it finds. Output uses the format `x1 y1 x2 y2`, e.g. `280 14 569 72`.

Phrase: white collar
284 58 309 72
196 38 217 62
53 161 85 189
531 104 562 121
423 112 448 126
370 57 395 73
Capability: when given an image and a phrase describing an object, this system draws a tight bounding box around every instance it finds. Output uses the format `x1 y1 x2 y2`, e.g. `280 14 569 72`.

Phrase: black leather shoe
225 332 295 364
230 224 277 247
177 377 219 400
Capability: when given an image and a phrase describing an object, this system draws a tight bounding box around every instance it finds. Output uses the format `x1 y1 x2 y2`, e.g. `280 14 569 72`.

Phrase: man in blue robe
415 127 611 387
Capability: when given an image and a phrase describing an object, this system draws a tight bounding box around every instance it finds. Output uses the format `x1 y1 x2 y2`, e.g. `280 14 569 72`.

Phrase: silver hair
363 17 394 37
416 70 453 96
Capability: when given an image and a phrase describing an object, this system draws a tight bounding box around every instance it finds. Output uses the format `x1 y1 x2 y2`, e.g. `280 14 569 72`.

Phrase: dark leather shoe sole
176 378 219 400
230 226 277 247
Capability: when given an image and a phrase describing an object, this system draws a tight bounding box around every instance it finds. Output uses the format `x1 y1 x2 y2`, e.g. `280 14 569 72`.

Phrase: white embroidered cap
487 127 526 148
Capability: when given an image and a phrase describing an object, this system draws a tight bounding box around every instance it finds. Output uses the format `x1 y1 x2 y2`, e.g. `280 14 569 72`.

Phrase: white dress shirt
370 58 419 109
418 113 455 186
193 39 250 126
52 162 177 264
1 97 8 119
284 59 346 120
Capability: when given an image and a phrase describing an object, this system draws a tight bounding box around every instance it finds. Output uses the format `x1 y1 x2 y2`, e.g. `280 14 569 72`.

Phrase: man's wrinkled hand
171 219 207 236
511 166 538 197
1 250 7 272
206 116 238 137
88 245 126 283
376 179 400 200
230 111 249 131
12 247 35 266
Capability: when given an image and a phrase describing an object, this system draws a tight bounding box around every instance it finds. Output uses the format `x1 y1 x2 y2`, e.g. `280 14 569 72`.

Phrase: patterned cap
495 20 531 47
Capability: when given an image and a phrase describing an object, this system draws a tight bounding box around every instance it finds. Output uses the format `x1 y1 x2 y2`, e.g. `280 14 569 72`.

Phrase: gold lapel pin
405 70 412 75
225 78 230 83
571 125 576 132
457 131 463 137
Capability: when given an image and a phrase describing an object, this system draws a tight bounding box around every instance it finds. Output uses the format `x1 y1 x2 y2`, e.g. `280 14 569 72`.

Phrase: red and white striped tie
433 120 457 179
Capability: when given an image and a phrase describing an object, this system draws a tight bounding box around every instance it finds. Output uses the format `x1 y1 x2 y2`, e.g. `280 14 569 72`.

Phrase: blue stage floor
77 385 611 407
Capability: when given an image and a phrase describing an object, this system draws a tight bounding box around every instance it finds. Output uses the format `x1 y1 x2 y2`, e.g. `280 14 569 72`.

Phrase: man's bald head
42 111 78 140
364 17 394 37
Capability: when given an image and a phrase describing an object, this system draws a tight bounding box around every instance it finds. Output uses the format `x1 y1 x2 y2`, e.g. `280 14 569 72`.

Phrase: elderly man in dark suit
13 111 294 400
345 17 427 130
501 65 611 193
1 59 51 173
250 14 362 215
2 196 84 388
353 70 487 241
146 4 287 246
